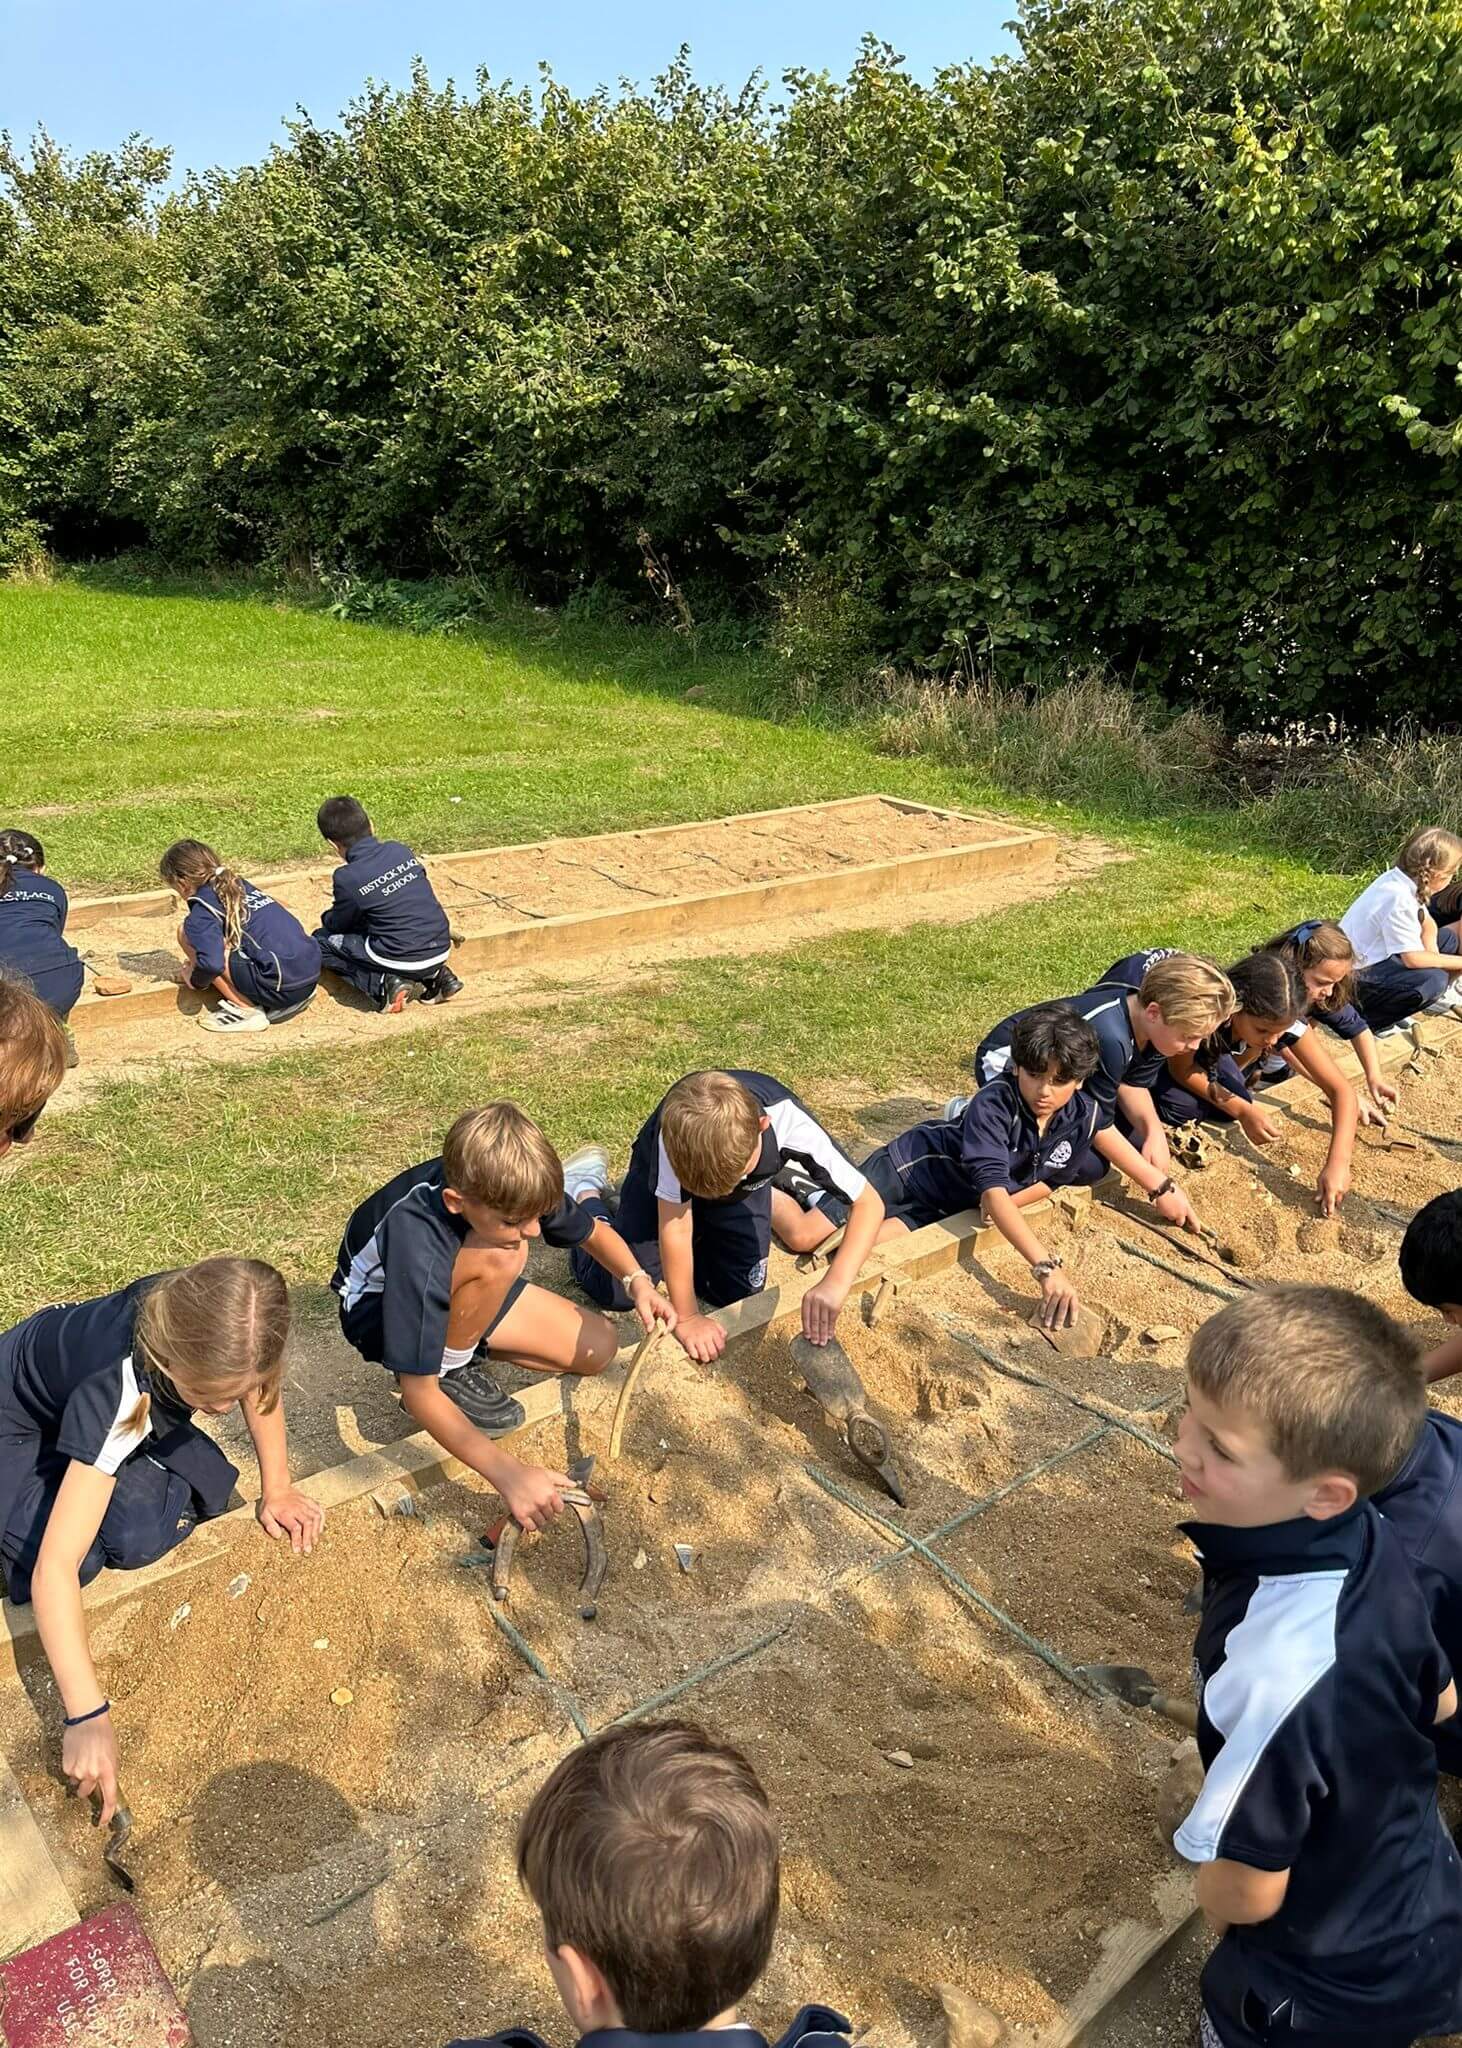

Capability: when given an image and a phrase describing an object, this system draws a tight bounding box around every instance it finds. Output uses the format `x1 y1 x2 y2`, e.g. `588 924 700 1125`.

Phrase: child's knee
578 1314 619 1375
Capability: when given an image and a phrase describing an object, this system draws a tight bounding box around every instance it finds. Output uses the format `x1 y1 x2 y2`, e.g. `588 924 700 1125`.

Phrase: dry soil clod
938 1983 1007 2048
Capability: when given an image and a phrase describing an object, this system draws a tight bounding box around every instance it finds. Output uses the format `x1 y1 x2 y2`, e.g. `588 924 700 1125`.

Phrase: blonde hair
1138 953 1235 1036
1188 1286 1423 1497
0 974 67 1136
1397 826 1462 905
160 838 251 954
661 1072 762 1198
443 1102 564 1220
129 1257 290 1435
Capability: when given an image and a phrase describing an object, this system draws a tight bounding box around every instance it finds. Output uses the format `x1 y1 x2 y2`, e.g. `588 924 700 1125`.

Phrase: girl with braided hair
160 838 319 1033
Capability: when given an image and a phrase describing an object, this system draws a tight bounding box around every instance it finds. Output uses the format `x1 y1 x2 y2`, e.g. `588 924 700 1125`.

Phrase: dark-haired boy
312 795 463 1013
1401 1189 1462 1386
1174 1287 1462 2045
863 1004 1199 1329
445 1719 853 2048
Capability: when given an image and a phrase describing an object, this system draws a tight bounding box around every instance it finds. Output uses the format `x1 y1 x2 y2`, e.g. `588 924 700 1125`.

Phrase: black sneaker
773 1163 850 1231
63 1028 80 1071
379 973 421 1016
420 965 464 1005
440 1363 525 1437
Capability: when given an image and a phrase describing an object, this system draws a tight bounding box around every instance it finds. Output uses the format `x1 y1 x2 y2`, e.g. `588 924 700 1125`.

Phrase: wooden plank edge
66 795 1045 928
1021 1870 1197 2047
0 1753 78 1961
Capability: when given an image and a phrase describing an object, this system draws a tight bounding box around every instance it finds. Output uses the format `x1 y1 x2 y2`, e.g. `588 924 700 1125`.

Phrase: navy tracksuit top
318 834 451 970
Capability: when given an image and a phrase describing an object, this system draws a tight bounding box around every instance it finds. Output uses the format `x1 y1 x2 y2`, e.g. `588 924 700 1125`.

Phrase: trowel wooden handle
1151 1692 1199 1733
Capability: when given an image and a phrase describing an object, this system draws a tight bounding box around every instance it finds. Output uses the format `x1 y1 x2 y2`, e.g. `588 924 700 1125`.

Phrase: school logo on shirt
1048 1141 1073 1169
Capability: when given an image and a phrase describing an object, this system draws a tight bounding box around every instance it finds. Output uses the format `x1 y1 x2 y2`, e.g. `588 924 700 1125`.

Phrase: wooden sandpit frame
65 796 1060 1044
3 1013 1455 2040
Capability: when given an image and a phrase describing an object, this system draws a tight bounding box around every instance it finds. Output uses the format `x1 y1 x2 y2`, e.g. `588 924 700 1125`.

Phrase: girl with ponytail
160 839 320 1034
1339 826 1462 1033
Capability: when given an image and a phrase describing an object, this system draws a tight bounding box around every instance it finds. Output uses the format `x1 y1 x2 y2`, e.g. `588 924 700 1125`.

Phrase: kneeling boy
313 795 463 1013
568 1070 884 1359
447 1719 854 2048
1401 1190 1462 1387
1174 1287 1462 2046
332 1103 676 1531
855 1005 1198 1331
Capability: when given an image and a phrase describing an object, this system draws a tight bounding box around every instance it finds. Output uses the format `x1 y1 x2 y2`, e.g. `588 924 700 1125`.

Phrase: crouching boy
446 1719 855 2048
1401 1190 1462 1388
860 1004 1199 1332
567 1071 885 1358
1174 1287 1462 2046
332 1104 676 1532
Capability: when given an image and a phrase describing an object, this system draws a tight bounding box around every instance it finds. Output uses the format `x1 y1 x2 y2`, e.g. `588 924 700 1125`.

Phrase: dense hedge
3 0 1461 726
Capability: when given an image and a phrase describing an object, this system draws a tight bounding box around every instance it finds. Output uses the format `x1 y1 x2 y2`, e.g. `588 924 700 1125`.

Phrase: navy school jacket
331 1156 597 1375
445 2003 854 2048
975 949 1172 1113
0 869 80 986
1177 1502 1462 2036
869 1069 1107 1217
183 880 319 997
318 833 451 971
1376 1409 1462 1776
624 1071 867 1212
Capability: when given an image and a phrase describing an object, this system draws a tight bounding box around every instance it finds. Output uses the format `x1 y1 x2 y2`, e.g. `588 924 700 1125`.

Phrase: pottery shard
1141 1324 1182 1344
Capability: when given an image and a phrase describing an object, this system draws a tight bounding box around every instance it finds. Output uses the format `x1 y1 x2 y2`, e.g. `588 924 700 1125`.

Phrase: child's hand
675 1313 726 1363
1155 1185 1199 1233
1036 1269 1081 1331
628 1274 677 1336
1239 1105 1281 1145
801 1276 849 1346
1356 1093 1389 1129
500 1463 573 1534
1140 1130 1172 1172
257 1488 326 1554
63 1713 121 1827
1316 1159 1350 1217
1369 1077 1398 1115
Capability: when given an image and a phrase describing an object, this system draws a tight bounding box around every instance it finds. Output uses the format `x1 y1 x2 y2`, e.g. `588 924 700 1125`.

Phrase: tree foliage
3 0 1461 725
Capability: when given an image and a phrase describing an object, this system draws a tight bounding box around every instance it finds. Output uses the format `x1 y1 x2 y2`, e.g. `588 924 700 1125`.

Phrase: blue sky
2 1 1015 179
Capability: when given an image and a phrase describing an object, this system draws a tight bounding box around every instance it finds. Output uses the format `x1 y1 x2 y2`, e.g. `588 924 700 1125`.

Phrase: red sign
0 1906 189 2048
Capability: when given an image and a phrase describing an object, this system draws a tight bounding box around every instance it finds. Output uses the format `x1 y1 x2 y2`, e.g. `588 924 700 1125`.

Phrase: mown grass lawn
1 572 1373 1318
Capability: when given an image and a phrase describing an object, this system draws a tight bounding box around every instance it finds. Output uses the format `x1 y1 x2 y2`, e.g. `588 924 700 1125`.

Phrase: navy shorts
229 952 318 1019
337 1275 529 1369
570 1188 771 1311
1354 924 1460 1034
18 957 86 1021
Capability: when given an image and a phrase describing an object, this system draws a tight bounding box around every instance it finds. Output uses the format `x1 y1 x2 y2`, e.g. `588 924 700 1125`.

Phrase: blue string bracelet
63 1700 110 1728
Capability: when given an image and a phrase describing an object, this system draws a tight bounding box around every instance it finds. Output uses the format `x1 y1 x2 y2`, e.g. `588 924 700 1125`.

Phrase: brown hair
1397 826 1462 905
160 838 251 954
1187 1285 1423 1497
442 1102 563 1220
1260 920 1357 1015
0 974 67 1141
1138 953 1235 1037
517 1720 779 2031
660 1072 762 1198
130 1257 290 1435
0 828 44 899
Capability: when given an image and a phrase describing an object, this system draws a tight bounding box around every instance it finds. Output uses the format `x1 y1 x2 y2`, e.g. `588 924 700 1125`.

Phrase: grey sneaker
562 1143 613 1207
439 1363 525 1437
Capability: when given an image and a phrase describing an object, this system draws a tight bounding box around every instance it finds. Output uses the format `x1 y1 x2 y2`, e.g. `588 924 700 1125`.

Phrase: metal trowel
790 1333 906 1505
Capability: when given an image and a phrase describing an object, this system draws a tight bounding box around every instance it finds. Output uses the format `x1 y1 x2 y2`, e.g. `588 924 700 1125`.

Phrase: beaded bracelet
63 1700 111 1728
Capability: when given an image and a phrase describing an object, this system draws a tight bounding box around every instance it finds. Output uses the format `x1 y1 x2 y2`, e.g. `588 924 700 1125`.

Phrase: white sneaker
942 1094 972 1122
562 1143 612 1205
199 1000 268 1033
1422 982 1462 1016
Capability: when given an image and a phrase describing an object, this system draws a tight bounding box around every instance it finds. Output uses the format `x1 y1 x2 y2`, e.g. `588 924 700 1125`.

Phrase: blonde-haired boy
1173 1287 1462 2046
331 1103 676 1532
568 1070 884 1360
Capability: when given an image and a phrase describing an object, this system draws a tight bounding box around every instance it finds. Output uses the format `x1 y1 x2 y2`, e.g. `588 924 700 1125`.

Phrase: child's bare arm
1195 1858 1290 1934
241 1388 324 1553
659 1200 723 1360
1116 1083 1171 1168
397 1374 572 1531
32 1463 121 1822
801 1183 885 1343
981 1186 1080 1330
1437 1679 1458 1724
578 1216 678 1335
1280 1032 1357 1214
1167 1052 1282 1145
1094 1126 1200 1231
1425 1333 1462 1386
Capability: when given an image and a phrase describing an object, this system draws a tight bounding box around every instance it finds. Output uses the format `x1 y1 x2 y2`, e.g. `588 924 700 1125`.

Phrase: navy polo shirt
319 834 451 970
0 870 80 985
975 949 1173 1113
445 2004 853 2048
1376 1409 1462 1776
1178 1502 1462 2035
625 1071 867 1213
866 1071 1106 1223
331 1156 597 1375
182 880 319 993
0 1278 193 1475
